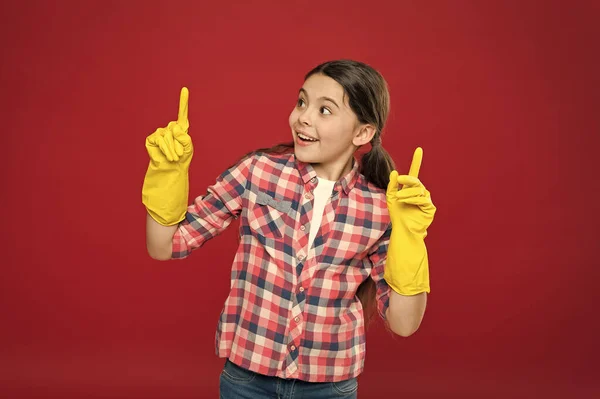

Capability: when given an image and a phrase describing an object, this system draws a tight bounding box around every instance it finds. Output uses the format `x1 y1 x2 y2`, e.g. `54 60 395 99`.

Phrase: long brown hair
237 60 396 332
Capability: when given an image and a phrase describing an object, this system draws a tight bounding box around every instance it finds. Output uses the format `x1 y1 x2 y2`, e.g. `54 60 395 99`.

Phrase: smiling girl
142 59 436 398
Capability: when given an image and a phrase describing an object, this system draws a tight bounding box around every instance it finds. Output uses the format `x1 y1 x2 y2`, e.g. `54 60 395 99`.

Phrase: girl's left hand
384 147 436 296
386 147 436 239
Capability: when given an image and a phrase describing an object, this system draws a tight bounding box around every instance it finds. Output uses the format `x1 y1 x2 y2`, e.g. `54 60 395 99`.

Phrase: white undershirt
308 177 336 249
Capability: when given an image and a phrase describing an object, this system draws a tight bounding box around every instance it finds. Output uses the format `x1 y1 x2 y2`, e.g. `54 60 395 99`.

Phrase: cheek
321 121 345 139
288 109 298 127
322 124 355 146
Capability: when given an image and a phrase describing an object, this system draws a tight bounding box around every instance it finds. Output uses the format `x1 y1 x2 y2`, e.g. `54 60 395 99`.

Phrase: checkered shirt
172 151 392 382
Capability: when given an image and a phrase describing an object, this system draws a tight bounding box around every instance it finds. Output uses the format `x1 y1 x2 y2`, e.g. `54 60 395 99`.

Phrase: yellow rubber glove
142 87 193 226
384 147 436 295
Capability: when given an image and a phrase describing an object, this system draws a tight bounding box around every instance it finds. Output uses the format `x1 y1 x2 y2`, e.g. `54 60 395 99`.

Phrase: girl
142 59 436 398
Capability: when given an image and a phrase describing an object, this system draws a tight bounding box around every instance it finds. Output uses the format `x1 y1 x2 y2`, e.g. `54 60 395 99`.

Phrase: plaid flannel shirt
172 151 392 382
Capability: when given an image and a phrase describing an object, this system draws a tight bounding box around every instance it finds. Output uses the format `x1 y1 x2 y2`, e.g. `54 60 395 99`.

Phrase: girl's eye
296 98 305 107
320 107 332 115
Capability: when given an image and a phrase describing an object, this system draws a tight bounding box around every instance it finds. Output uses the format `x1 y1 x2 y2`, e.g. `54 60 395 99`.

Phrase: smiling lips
295 129 319 143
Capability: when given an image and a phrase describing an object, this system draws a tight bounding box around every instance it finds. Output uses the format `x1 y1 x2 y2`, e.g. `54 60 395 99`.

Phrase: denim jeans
219 359 359 399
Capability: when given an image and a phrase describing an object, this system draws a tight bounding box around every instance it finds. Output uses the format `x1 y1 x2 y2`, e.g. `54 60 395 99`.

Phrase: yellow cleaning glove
384 147 436 295
142 87 193 226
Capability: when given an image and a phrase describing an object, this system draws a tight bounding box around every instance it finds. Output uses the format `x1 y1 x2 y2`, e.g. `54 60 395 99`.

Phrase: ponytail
359 138 395 190
357 138 395 333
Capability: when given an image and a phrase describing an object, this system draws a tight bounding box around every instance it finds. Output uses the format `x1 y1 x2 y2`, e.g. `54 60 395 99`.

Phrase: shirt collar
293 154 360 195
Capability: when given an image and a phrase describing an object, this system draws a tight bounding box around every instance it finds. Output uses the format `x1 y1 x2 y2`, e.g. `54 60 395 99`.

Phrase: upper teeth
298 133 317 141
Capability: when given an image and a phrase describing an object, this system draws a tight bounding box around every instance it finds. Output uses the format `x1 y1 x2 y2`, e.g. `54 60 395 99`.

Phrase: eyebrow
299 88 340 109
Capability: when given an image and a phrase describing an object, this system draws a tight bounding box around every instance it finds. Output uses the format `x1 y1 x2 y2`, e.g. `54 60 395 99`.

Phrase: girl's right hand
142 87 194 226
145 87 194 165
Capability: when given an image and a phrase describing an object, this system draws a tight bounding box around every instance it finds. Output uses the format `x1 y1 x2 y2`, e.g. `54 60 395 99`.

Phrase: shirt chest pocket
248 191 291 239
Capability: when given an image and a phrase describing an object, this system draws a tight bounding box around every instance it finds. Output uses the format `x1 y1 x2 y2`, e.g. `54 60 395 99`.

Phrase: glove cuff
383 237 431 295
142 162 189 226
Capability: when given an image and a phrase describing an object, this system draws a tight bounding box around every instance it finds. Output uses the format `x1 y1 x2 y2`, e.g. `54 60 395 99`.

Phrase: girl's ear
353 124 377 146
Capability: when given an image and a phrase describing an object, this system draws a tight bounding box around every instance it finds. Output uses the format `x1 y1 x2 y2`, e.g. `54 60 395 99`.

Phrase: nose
298 108 312 126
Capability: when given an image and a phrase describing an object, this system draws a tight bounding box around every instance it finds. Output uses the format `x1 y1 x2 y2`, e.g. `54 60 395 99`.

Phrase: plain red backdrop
1 0 598 398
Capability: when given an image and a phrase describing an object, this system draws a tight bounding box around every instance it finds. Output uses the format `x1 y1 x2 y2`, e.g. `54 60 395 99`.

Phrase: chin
293 149 315 164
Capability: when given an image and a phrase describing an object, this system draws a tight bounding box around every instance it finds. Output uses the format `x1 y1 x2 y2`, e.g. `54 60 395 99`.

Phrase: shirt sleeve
171 154 254 259
366 222 392 321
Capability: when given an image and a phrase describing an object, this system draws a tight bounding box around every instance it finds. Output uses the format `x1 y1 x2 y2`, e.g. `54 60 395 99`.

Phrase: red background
1 0 599 398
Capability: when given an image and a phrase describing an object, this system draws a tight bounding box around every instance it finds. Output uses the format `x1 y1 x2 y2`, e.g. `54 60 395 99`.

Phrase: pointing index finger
177 87 189 125
408 147 423 178
400 147 423 189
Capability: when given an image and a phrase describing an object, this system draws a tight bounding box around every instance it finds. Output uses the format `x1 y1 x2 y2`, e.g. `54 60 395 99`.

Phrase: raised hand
386 147 436 237
146 87 193 163
384 147 436 296
142 87 193 226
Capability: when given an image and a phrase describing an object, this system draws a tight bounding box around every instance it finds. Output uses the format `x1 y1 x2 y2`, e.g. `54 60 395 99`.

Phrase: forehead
301 73 345 102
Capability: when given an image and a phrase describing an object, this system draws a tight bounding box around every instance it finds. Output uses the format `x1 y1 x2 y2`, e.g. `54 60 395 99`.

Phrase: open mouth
297 132 318 142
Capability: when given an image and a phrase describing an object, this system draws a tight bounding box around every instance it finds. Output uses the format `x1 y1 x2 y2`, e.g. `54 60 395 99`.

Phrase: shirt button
297 254 305 261
294 316 300 322
290 345 296 351
300 225 306 231
299 287 304 292
305 193 313 200
310 177 317 183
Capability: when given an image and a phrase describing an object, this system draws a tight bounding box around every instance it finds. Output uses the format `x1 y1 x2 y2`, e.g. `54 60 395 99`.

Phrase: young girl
142 59 436 398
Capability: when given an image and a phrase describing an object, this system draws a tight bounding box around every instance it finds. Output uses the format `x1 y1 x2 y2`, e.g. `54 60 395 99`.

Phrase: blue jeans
219 359 359 399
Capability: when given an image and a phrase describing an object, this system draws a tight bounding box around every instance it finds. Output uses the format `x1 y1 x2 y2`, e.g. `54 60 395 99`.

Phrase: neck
312 155 354 181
